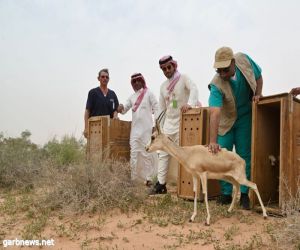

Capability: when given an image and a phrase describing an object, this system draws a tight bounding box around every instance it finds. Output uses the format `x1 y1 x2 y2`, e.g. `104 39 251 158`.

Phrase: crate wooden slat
251 93 300 210
86 116 131 162
86 116 109 162
178 108 220 200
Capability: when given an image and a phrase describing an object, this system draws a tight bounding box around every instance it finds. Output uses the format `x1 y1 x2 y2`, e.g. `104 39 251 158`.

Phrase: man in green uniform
208 47 263 209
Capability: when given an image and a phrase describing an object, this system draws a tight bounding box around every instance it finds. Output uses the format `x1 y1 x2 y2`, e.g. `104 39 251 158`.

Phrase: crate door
109 119 131 161
87 116 109 161
178 108 202 199
280 96 300 206
292 98 300 200
251 98 281 208
292 98 300 197
178 108 219 200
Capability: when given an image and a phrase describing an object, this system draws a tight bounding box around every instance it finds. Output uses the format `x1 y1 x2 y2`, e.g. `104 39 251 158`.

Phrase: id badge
110 99 115 109
172 99 177 108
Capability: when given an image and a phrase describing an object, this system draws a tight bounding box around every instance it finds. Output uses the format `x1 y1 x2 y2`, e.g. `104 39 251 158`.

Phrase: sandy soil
55 212 274 249
0 191 280 250
1 210 277 250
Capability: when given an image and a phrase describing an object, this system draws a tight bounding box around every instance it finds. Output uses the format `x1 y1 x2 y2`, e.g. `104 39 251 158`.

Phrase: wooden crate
251 93 300 210
86 116 131 162
178 108 220 200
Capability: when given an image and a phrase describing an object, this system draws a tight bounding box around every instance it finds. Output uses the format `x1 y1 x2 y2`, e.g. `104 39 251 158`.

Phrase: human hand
252 94 262 103
290 87 300 97
181 104 191 113
208 142 221 154
117 104 124 113
113 111 119 120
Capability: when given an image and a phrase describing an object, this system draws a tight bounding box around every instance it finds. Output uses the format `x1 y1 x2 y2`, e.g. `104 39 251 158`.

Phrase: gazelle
145 120 267 225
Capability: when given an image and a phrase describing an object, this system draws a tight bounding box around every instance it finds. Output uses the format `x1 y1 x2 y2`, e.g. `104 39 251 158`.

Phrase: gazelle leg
239 179 267 218
253 188 268 218
221 177 237 213
190 176 198 222
228 181 239 213
199 173 210 226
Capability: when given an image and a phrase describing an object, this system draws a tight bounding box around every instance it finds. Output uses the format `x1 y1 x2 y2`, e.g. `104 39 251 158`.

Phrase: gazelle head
145 110 168 152
145 130 165 152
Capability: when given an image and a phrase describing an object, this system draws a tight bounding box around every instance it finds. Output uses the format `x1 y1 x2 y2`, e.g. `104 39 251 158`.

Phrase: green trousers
217 112 252 195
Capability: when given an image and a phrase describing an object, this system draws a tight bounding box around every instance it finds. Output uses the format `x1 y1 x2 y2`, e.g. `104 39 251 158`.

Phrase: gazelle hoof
189 219 193 223
205 222 210 226
263 215 268 220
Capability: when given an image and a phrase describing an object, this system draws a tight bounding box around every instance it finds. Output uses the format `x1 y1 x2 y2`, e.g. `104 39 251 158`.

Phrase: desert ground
1 184 296 250
0 134 298 250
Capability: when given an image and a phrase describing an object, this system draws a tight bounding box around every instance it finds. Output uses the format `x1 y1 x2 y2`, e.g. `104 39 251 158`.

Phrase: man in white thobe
118 73 159 185
149 55 200 195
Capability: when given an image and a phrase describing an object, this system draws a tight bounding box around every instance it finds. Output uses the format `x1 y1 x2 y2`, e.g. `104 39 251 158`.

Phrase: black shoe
216 194 232 205
240 193 250 210
148 181 167 195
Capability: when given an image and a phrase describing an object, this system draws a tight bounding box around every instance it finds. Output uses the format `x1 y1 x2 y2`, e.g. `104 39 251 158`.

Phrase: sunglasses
161 65 173 72
100 75 109 79
216 66 231 74
132 79 141 84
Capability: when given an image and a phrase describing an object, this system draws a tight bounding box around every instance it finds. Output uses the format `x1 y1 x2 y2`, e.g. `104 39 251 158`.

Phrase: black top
86 87 119 118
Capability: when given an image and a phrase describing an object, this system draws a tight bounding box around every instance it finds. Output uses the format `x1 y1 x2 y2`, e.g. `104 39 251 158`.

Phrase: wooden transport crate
178 108 220 200
251 93 300 211
86 116 131 162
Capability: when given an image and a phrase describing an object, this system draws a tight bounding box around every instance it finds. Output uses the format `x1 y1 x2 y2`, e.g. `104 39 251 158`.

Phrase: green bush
0 131 85 189
0 130 43 189
42 135 85 166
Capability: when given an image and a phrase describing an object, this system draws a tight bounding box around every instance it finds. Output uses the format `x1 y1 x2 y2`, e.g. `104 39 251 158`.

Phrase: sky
1 0 300 145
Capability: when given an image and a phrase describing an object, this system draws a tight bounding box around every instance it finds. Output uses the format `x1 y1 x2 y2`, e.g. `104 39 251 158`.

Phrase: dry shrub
271 178 300 250
281 177 300 215
271 212 300 250
39 158 146 213
0 131 146 215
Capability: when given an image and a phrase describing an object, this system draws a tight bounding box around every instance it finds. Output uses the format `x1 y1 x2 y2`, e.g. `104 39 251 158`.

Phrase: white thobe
158 74 199 184
122 88 159 181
